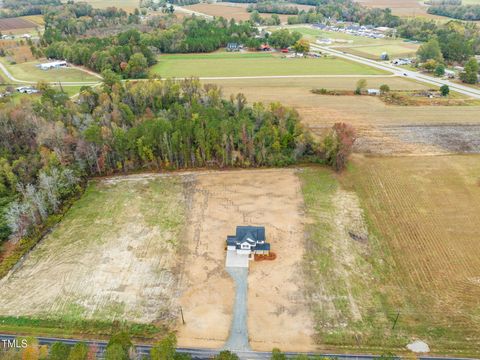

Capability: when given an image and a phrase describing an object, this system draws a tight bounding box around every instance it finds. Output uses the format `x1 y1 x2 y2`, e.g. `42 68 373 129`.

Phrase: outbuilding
37 60 68 70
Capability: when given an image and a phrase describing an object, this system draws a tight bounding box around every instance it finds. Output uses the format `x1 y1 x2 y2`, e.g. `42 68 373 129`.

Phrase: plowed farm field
342 155 480 355
0 18 36 32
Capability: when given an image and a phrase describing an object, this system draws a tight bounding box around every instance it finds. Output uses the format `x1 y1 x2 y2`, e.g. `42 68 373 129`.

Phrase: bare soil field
0 177 187 324
341 155 480 354
176 169 314 351
203 79 480 155
0 18 37 32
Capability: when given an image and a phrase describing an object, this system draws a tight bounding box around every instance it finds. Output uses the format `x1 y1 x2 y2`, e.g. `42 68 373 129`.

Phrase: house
16 86 39 94
444 69 456 78
36 60 68 70
259 44 271 51
226 226 270 259
392 58 412 66
367 88 380 95
375 26 391 33
226 42 240 52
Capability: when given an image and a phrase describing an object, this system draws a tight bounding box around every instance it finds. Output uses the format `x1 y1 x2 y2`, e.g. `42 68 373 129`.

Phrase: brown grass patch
343 155 480 353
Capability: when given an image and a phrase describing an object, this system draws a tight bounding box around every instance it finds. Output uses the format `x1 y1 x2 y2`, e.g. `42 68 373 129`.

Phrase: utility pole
392 311 400 330
180 306 185 325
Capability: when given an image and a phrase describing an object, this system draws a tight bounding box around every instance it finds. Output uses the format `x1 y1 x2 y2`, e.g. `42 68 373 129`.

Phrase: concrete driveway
224 267 250 351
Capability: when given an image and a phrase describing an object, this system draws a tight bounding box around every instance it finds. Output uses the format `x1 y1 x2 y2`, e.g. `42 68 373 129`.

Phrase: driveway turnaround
226 250 249 268
224 267 251 351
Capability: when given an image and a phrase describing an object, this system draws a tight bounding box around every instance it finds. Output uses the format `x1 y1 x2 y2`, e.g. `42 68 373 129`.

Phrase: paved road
224 267 250 351
1 334 479 360
310 44 480 99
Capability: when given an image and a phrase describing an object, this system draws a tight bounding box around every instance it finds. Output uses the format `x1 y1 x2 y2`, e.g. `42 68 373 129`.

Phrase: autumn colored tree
322 123 356 171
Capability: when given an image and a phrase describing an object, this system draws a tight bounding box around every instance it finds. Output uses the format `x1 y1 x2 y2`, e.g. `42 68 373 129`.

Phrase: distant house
367 88 380 95
16 86 39 94
259 44 271 51
375 26 391 33
444 69 456 78
392 58 412 66
227 226 270 259
226 43 240 52
37 60 68 70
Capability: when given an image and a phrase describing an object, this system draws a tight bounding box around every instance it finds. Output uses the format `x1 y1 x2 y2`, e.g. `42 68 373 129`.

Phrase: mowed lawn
0 59 101 83
151 52 388 77
342 155 480 355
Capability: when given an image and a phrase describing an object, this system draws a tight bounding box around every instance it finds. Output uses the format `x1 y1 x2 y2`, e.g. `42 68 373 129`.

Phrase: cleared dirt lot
176 169 314 351
0 177 187 323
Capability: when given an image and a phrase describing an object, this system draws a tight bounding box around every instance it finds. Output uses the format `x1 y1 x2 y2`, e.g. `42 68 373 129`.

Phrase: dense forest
247 3 300 15
427 4 480 20
287 10 324 24
41 3 136 41
0 0 61 18
40 3 257 77
399 19 479 62
0 78 327 247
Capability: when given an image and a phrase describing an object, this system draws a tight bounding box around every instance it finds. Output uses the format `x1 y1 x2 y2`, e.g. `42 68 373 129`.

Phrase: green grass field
150 52 389 77
0 59 101 83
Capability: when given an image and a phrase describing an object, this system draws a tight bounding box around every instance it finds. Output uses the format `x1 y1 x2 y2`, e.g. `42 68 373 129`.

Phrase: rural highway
310 44 480 99
0 334 479 360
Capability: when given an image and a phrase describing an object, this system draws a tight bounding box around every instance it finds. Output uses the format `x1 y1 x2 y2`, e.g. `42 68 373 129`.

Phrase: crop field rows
0 18 37 31
346 155 480 353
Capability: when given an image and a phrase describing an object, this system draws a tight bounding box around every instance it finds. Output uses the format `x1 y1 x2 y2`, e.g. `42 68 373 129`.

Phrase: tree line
0 77 354 249
427 4 480 20
0 0 61 18
3 333 383 360
403 19 480 65
247 3 300 15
